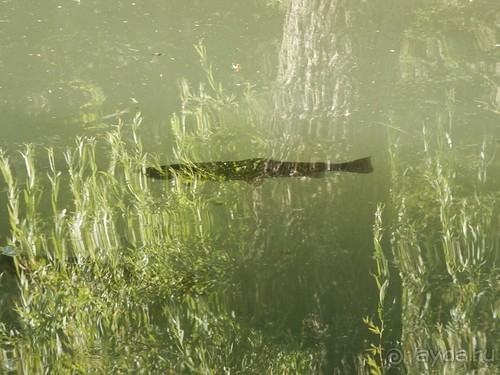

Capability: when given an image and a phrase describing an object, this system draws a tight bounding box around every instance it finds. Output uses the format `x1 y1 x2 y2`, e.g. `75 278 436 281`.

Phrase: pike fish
144 156 373 182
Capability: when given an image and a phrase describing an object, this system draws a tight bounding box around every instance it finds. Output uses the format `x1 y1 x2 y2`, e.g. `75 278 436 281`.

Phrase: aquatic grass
193 42 233 104
0 42 334 373
167 42 274 165
364 203 391 374
0 84 324 374
384 122 500 374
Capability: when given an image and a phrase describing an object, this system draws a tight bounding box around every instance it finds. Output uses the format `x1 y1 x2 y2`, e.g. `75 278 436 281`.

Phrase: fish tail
336 157 373 173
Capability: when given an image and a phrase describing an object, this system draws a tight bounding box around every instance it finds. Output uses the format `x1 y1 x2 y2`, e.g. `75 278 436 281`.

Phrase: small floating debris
232 63 241 72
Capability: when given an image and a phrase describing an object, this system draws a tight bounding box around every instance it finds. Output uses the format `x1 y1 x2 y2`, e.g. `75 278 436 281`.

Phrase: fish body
144 157 372 182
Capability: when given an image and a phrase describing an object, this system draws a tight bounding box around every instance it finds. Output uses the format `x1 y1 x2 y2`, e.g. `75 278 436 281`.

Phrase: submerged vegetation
362 121 499 374
0 43 326 373
0 114 324 373
386 125 499 374
3 114 496 374
361 0 499 372
1 11 498 371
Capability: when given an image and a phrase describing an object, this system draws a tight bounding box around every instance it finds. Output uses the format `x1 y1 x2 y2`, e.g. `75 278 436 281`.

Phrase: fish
144 156 373 182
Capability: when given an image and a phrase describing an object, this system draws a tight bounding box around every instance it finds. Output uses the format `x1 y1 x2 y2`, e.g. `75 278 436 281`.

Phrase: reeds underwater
0 42 333 373
0 113 326 373
364 122 499 374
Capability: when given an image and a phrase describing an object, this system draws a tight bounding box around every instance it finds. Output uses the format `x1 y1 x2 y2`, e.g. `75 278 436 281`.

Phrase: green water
0 0 498 373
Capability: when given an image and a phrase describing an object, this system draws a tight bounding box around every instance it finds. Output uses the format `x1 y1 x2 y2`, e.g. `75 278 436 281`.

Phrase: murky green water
1 0 498 373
